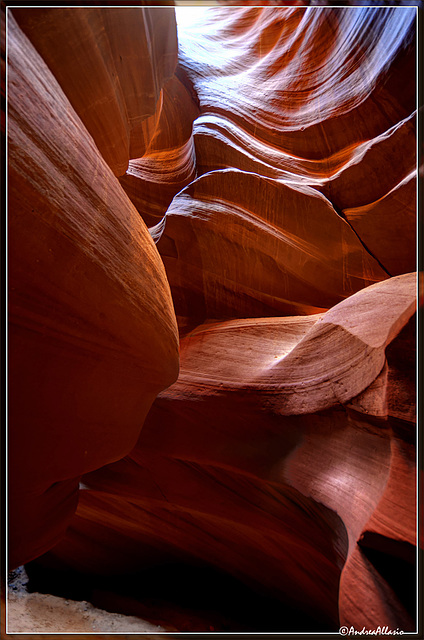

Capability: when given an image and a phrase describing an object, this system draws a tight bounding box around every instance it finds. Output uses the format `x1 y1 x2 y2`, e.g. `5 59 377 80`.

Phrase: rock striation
6 3 418 634
31 274 416 631
119 73 200 227
12 5 178 176
7 11 179 569
155 168 388 324
175 5 416 278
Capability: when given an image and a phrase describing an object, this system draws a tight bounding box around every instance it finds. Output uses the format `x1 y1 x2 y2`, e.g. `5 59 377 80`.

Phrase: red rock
323 113 416 212
177 6 416 285
119 75 199 227
34 275 415 630
12 6 178 176
7 13 179 568
343 172 416 276
339 545 415 633
336 315 416 632
176 7 415 157
156 168 388 325
5 4 417 633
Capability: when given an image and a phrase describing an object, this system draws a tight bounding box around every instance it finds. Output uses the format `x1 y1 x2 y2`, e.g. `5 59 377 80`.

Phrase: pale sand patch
7 590 166 634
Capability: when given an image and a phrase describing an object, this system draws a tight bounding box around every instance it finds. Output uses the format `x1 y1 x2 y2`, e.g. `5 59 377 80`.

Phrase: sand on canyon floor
6 590 167 635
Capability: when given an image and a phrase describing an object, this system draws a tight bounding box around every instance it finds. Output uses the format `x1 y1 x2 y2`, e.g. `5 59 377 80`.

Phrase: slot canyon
4 1 419 636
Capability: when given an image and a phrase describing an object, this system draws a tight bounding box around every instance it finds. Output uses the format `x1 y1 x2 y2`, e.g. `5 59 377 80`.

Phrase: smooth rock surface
32 275 416 631
13 6 178 176
119 74 199 227
6 4 417 634
155 169 389 325
8 13 179 568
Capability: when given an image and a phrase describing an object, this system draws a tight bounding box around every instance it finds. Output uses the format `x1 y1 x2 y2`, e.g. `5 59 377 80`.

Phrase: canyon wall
7 4 418 633
7 7 180 569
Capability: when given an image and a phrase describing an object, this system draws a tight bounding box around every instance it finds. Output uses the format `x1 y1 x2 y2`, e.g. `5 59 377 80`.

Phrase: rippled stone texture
7 3 417 634
32 275 416 631
13 5 178 176
119 73 200 227
8 13 179 568
155 168 388 324
174 5 416 284
178 7 415 151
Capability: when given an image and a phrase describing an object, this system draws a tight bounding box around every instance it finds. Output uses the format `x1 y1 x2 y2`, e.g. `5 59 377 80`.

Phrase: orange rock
258 272 416 414
177 6 415 158
155 168 388 324
177 5 416 275
12 6 178 176
8 14 179 568
5 4 417 633
119 75 199 227
323 113 416 212
34 275 415 631
339 326 417 631
343 172 416 276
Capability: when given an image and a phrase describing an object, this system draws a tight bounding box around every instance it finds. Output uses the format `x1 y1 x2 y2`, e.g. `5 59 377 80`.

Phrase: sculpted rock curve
8 13 179 568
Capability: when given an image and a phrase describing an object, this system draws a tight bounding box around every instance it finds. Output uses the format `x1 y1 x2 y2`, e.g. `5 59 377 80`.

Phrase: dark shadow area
24 559 340 632
358 539 416 621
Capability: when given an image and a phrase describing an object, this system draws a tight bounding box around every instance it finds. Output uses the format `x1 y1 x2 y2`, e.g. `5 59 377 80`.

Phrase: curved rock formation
119 74 200 227
155 168 388 325
343 171 417 276
29 274 416 631
174 5 416 284
12 5 178 176
8 12 179 568
177 7 415 148
6 3 417 634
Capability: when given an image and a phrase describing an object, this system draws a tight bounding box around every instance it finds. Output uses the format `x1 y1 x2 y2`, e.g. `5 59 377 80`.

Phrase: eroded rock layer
13 5 178 176
177 7 415 151
30 275 416 631
8 12 179 568
155 168 388 324
119 73 200 227
7 3 417 634
173 5 416 284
